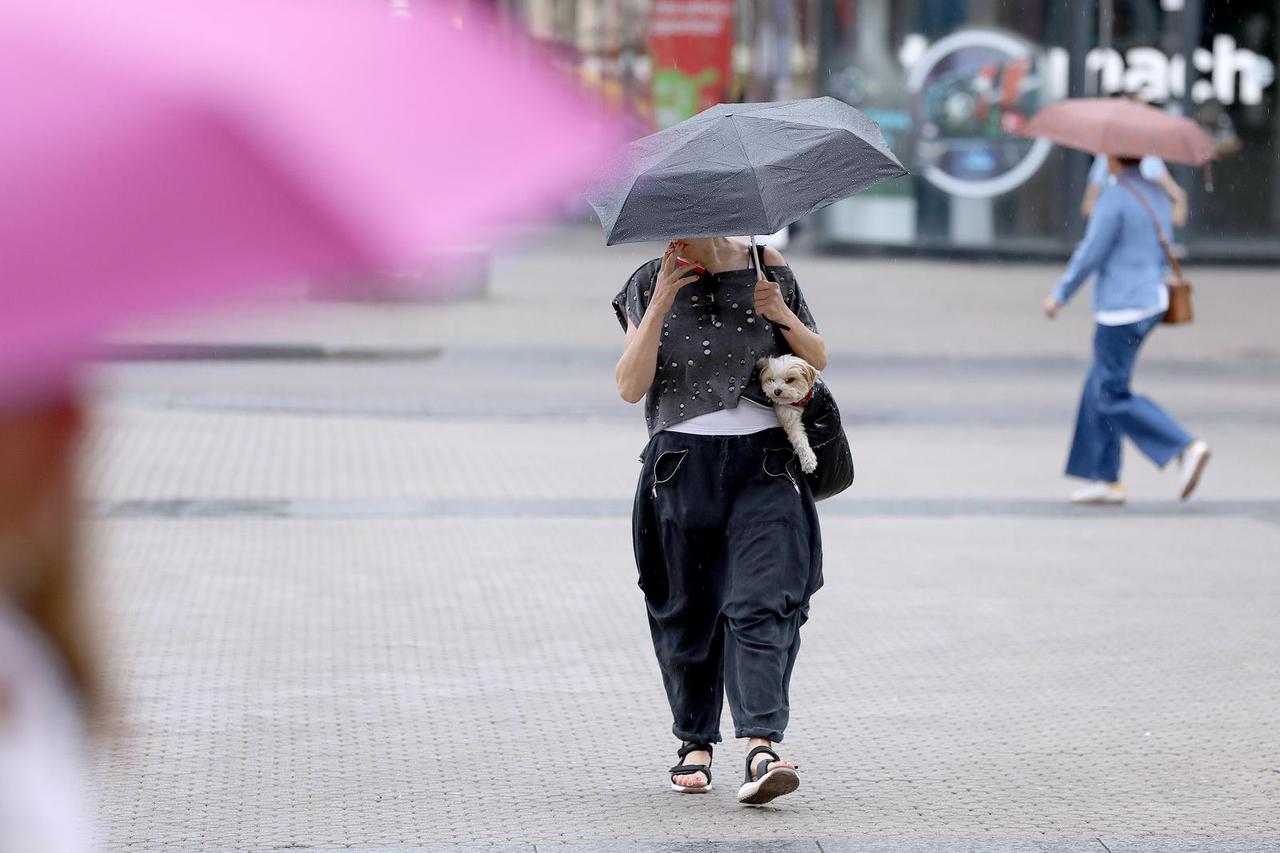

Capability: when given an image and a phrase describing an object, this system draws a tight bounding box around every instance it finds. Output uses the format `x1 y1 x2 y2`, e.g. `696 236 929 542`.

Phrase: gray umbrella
586 96 907 245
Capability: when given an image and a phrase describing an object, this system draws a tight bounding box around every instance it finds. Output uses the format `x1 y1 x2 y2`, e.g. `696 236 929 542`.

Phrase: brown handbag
1119 179 1193 325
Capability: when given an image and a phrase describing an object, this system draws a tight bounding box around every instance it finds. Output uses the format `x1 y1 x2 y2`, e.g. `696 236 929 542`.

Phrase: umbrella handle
751 235 792 332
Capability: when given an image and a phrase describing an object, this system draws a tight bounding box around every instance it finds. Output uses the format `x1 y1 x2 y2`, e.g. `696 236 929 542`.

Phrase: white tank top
664 396 779 435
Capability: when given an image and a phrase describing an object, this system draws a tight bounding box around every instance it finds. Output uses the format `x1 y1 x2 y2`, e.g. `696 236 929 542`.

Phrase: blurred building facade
499 1 825 131
491 1 1277 262
815 0 1278 261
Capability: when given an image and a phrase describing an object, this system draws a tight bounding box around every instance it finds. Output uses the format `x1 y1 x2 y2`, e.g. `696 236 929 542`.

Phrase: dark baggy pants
632 428 823 744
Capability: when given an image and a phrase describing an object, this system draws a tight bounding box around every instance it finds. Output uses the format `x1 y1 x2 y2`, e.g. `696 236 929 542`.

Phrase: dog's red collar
788 387 815 410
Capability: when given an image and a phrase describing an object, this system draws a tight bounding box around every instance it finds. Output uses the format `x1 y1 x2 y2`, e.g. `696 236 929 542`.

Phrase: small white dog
756 354 819 473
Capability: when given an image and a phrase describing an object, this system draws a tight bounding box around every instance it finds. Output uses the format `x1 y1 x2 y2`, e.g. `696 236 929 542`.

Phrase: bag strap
1117 178 1185 284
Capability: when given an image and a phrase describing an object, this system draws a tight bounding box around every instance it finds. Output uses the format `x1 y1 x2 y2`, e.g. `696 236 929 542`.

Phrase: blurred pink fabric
0 0 616 405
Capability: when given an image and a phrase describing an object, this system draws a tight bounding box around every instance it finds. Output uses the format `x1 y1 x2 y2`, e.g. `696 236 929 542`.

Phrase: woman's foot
669 742 713 792
737 740 799 805
1179 440 1211 500
1071 481 1126 505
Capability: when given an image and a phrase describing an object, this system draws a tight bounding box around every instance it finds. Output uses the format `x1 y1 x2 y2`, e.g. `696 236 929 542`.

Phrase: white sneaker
1179 440 1212 501
1071 482 1127 505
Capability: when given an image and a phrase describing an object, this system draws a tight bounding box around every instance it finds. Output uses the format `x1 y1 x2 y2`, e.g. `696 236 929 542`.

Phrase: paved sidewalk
166 842 1280 852
90 514 1280 850
84 227 1280 851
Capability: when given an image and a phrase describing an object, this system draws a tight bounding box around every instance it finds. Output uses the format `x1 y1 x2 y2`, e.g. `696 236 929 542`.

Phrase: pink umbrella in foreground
0 0 618 406
1017 98 1216 165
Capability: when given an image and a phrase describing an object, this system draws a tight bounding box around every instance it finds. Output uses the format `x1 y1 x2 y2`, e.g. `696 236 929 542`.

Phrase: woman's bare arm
616 315 663 404
777 316 828 371
615 245 699 403
1157 171 1189 227
1081 182 1102 219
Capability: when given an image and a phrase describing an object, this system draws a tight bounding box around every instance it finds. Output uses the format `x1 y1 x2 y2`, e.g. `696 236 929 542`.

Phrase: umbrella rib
605 157 666 241
601 122 728 235
736 113 899 167
738 99 883 139
604 125 742 243
727 116 771 234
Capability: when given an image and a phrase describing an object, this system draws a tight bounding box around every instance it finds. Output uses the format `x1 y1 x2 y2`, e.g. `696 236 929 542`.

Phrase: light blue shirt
1054 169 1172 318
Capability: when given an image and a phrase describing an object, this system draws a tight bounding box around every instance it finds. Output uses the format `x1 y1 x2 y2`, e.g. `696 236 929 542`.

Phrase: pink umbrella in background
1017 98 1216 165
0 0 618 406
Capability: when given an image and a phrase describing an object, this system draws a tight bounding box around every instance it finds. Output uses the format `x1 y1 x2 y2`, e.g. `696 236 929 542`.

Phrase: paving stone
148 845 536 852
1100 838 1280 852
539 843 820 853
86 514 1280 847
81 229 1280 850
819 842 1102 853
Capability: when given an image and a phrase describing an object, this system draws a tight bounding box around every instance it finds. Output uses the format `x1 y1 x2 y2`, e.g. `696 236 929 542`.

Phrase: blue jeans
1066 315 1194 483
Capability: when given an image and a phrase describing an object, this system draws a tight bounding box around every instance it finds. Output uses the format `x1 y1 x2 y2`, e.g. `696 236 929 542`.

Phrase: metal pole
1068 0 1092 99
1064 0 1095 241
1177 0 1205 204
1180 0 1204 119
773 0 789 101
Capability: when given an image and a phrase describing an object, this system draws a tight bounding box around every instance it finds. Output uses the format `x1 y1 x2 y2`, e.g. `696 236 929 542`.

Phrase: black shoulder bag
752 239 855 501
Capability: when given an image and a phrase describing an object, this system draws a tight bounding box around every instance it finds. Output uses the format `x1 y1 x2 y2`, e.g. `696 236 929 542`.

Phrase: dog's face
757 355 817 405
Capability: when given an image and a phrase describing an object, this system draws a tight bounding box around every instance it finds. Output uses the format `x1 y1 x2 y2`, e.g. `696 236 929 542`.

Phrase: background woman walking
1045 156 1211 504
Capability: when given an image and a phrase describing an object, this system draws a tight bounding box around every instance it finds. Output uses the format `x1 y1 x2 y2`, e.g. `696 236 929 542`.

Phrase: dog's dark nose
773 388 783 397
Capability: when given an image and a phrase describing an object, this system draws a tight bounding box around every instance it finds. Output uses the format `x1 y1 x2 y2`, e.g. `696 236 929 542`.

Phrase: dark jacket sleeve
773 266 818 333
611 259 660 332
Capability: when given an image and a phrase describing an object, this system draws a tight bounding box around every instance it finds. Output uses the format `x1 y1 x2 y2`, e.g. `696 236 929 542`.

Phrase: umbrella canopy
1017 98 1215 165
587 96 907 245
0 0 616 406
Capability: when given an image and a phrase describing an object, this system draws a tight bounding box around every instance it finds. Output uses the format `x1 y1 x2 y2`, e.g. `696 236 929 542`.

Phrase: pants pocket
762 447 800 494
651 448 690 498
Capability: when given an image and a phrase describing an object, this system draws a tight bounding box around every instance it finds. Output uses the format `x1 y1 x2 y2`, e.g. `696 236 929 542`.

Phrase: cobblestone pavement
84 228 1280 851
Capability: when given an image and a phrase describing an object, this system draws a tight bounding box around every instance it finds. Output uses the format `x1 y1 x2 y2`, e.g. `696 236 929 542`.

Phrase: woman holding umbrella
613 236 823 805
1023 100 1214 504
591 98 907 805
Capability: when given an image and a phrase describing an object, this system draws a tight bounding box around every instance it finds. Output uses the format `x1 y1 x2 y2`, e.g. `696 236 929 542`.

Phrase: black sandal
669 741 714 793
736 745 799 805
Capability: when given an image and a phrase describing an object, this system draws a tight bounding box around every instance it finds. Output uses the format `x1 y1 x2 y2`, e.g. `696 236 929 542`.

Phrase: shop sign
899 29 1274 197
648 0 734 129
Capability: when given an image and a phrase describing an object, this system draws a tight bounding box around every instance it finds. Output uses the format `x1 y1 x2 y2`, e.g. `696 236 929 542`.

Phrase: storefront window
496 0 1274 259
817 0 1279 259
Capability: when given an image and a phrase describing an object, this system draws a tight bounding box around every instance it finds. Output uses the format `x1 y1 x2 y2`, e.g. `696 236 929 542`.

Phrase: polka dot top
612 256 818 437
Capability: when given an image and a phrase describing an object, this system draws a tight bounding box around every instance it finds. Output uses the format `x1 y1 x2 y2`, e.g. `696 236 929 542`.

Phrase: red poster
648 0 735 129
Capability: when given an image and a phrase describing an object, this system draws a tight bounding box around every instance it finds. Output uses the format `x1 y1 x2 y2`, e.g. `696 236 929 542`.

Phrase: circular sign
907 30 1053 198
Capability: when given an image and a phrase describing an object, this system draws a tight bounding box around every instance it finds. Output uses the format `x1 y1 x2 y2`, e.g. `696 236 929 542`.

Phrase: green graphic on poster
652 68 720 128
648 1 734 130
